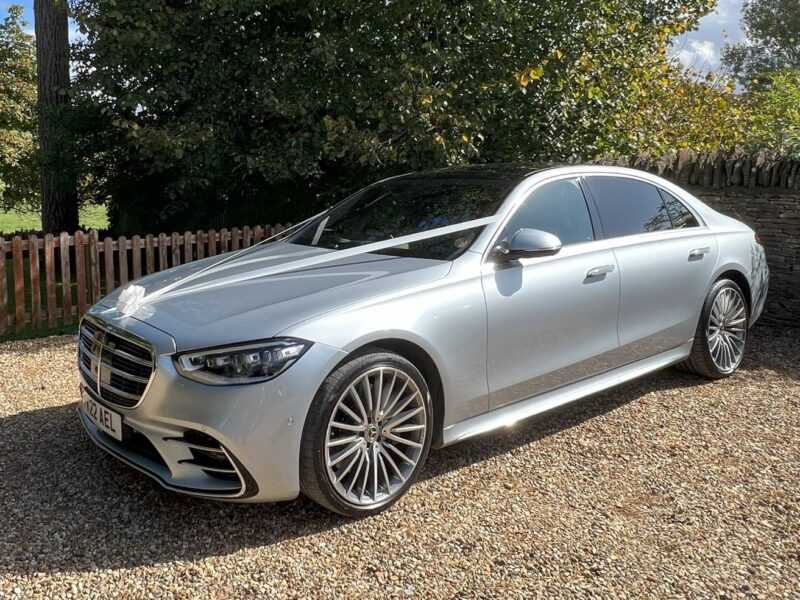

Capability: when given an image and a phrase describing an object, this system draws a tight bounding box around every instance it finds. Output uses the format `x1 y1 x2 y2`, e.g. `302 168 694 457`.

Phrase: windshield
289 177 514 260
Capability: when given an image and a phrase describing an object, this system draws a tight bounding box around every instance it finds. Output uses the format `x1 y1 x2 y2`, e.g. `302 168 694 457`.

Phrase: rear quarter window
659 189 700 229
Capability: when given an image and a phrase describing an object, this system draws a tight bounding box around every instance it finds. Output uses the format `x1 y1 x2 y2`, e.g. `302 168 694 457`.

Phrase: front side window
659 189 700 229
505 178 595 245
586 177 672 238
290 177 515 260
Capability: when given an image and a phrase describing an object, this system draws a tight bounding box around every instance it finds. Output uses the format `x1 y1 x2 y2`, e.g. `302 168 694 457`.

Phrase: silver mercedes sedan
77 164 769 516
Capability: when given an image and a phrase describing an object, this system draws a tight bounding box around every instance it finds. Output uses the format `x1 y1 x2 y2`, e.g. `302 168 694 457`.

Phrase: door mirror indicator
493 228 562 262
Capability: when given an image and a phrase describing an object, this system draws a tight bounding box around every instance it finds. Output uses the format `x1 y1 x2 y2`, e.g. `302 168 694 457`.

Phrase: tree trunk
34 0 78 234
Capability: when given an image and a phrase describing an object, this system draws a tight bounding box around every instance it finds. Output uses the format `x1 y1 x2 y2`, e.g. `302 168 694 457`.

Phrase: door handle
585 264 615 278
688 247 711 260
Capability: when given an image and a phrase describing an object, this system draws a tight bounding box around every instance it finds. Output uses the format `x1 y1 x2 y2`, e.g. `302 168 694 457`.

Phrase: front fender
278 273 490 428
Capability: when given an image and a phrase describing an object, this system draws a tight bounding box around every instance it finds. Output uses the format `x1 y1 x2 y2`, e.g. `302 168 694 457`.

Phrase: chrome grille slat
77 318 155 409
98 380 142 400
107 347 152 367
177 459 238 474
100 362 150 384
163 438 226 454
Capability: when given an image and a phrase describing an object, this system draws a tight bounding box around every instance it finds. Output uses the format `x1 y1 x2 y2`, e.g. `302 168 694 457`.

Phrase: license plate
82 390 123 441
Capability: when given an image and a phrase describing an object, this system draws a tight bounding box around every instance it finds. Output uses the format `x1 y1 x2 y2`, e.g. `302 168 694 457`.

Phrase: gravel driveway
1 326 798 599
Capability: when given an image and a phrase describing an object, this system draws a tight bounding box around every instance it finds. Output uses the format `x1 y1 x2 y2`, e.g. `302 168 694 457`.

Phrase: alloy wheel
324 366 427 507
707 287 747 374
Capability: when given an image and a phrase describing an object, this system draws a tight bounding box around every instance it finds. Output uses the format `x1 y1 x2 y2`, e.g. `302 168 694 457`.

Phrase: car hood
98 242 451 351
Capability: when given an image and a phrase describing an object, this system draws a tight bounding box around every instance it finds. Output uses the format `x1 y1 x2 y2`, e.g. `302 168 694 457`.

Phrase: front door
482 177 621 409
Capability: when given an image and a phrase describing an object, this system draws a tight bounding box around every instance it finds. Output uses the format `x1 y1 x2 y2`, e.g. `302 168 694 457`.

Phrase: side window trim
578 176 606 241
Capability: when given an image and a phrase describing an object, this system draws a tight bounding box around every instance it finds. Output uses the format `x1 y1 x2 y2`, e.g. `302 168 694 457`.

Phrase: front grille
78 318 155 409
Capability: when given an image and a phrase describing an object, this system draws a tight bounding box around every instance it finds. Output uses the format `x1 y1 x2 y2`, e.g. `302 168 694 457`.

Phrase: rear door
483 177 621 410
585 176 718 358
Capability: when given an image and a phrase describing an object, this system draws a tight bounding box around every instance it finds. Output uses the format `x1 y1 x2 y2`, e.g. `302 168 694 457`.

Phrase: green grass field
0 205 108 236
1 205 109 339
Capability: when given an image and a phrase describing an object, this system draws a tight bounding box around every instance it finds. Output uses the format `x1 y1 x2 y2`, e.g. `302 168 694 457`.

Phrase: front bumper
78 311 347 502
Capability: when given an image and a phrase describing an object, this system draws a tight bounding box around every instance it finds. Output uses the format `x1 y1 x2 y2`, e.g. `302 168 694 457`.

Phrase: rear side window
586 177 672 238
659 189 699 229
505 178 594 245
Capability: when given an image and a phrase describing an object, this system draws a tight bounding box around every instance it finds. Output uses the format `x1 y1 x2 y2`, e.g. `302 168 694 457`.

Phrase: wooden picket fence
0 224 288 336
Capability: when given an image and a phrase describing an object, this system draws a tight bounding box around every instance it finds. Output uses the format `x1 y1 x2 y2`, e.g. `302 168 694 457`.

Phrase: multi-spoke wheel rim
707 287 747 373
325 366 427 507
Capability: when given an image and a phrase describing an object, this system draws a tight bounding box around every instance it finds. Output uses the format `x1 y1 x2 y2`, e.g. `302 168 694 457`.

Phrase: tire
300 350 433 517
679 278 749 379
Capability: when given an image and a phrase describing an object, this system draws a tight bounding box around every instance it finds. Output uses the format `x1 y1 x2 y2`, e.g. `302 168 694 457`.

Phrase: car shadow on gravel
0 373 702 576
0 328 793 576
421 367 708 483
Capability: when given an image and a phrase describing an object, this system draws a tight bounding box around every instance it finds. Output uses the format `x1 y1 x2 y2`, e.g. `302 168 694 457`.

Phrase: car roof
392 162 567 185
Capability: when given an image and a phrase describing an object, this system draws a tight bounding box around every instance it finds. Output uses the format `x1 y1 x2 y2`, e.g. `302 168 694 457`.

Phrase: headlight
174 338 311 385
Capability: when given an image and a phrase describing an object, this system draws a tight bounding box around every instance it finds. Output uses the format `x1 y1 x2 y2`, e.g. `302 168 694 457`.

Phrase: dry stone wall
592 150 799 327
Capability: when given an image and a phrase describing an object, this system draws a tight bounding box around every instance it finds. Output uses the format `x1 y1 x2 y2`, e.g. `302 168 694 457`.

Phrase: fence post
231 227 240 251
12 237 24 332
171 232 181 267
74 231 87 319
208 229 217 256
118 235 129 285
243 226 251 248
45 234 57 327
28 234 41 328
254 225 263 243
0 237 7 335
183 232 193 263
158 234 167 271
145 234 155 275
132 235 142 280
104 237 115 294
89 230 101 303
220 228 229 253
196 230 205 259
60 232 73 325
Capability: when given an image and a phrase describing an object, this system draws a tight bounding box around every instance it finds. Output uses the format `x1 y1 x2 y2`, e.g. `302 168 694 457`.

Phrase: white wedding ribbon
130 215 498 310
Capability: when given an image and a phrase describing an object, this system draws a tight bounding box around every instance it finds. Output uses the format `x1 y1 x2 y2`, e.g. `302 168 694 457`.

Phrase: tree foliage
0 5 38 212
619 65 745 157
68 0 715 232
721 0 800 89
745 70 800 153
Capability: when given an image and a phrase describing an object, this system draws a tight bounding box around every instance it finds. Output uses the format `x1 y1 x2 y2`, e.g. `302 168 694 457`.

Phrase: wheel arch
714 267 753 320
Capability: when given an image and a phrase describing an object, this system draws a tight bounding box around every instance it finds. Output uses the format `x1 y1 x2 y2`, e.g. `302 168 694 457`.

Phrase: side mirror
493 228 562 262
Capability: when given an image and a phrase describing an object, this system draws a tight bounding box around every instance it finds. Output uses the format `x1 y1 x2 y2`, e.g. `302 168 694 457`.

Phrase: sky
673 1 746 72
4 0 746 73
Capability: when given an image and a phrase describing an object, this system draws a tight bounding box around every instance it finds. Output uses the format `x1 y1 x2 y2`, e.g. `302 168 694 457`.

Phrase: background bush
67 0 718 231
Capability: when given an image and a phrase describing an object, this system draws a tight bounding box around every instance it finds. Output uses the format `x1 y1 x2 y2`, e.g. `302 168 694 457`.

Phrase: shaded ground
0 326 798 598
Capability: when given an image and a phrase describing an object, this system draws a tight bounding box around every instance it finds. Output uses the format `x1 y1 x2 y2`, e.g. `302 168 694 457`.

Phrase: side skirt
441 339 693 446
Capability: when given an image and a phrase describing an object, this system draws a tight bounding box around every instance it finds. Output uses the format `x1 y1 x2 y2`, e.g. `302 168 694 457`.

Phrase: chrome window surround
480 171 710 265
